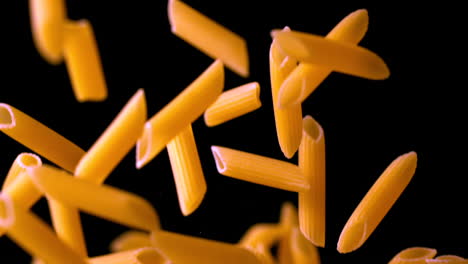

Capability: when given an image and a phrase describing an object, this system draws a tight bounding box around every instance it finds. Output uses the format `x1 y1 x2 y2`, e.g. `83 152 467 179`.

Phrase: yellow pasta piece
427 255 468 264
75 89 147 184
0 193 87 264
167 125 207 216
211 146 309 192
337 152 418 253
168 0 249 77
239 223 284 264
29 0 66 64
3 153 41 191
110 230 152 252
388 247 437 264
271 29 390 80
278 9 369 108
150 230 261 264
89 247 167 264
63 19 107 102
29 165 160 231
278 202 298 264
270 27 303 159
0 103 85 172
136 60 224 169
298 115 326 247
290 228 321 264
204 82 261 127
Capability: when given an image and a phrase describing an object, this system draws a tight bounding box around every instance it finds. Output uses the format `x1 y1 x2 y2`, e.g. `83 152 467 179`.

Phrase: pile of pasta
0 0 465 263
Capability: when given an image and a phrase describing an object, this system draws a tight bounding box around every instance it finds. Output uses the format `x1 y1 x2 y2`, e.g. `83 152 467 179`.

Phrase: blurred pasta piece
239 223 285 264
278 202 298 264
89 247 167 264
110 230 152 252
290 228 320 264
388 247 437 264
428 255 468 264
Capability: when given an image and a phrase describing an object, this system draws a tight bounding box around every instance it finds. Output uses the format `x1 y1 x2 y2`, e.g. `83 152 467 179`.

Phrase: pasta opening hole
136 123 152 169
18 153 42 168
136 248 166 263
397 247 437 260
303 115 322 140
211 147 226 173
0 193 14 228
0 104 15 128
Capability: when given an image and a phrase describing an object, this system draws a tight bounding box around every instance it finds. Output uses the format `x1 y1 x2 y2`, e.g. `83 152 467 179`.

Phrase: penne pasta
271 29 390 80
270 27 303 159
278 202 298 264
278 9 369 108
290 228 321 264
63 19 107 102
136 60 224 169
3 153 42 190
204 82 261 127
0 103 85 172
168 0 249 77
211 146 309 192
29 0 66 64
0 193 87 264
298 115 326 247
75 89 147 184
427 255 468 264
167 125 207 216
151 230 261 264
110 230 152 252
29 165 160 231
388 247 437 264
89 247 167 264
239 223 284 264
337 152 418 253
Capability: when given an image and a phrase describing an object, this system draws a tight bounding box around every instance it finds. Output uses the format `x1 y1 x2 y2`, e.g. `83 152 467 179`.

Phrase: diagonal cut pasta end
136 122 153 169
211 146 227 173
337 220 367 253
0 104 16 129
388 247 437 264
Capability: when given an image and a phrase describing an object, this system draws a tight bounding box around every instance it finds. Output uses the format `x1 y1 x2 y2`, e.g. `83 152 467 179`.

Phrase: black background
1 0 466 263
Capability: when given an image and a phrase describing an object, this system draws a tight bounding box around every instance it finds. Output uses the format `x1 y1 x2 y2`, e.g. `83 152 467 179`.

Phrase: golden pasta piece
278 202 298 264
75 89 147 184
211 146 309 192
427 255 468 264
290 228 321 264
271 29 390 80
0 103 85 172
29 0 66 64
298 115 326 247
29 165 160 231
167 125 207 216
168 0 249 77
337 152 418 253
270 27 303 159
63 19 107 102
388 247 437 264
278 9 369 108
3 153 42 190
204 82 261 127
110 230 152 252
151 230 261 264
136 60 224 169
89 247 167 264
239 223 284 264
0 193 87 264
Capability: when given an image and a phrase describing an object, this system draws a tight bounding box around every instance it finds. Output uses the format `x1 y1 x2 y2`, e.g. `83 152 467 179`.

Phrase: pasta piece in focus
3 153 42 191
337 151 418 253
110 230 152 252
63 19 107 102
290 228 320 264
204 82 261 127
211 146 309 192
136 60 224 169
29 0 66 64
167 125 207 216
89 247 167 264
168 0 249 77
388 247 437 264
0 103 85 172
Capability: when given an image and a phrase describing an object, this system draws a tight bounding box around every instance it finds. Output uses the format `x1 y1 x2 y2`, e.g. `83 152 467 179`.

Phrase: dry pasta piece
298 115 326 247
110 230 152 252
89 247 167 264
427 255 468 264
388 247 437 264
28 165 160 231
239 223 285 264
204 82 261 127
271 29 390 80
150 230 261 264
168 0 249 77
211 146 309 192
278 9 369 108
290 228 321 264
167 125 207 216
270 27 303 159
29 0 66 64
3 153 42 190
75 89 147 184
337 152 418 253
63 19 107 102
0 193 87 264
0 103 85 172
136 60 224 169
278 202 298 264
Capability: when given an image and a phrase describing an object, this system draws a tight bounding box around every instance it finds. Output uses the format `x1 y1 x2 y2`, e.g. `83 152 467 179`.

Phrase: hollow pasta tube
89 247 167 264
290 228 321 264
278 202 298 264
239 223 284 264
211 146 309 192
110 230 152 252
337 151 418 253
204 82 261 127
388 247 437 264
167 125 206 216
136 60 224 169
3 153 42 190
428 255 468 264
0 103 85 172
168 0 249 77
